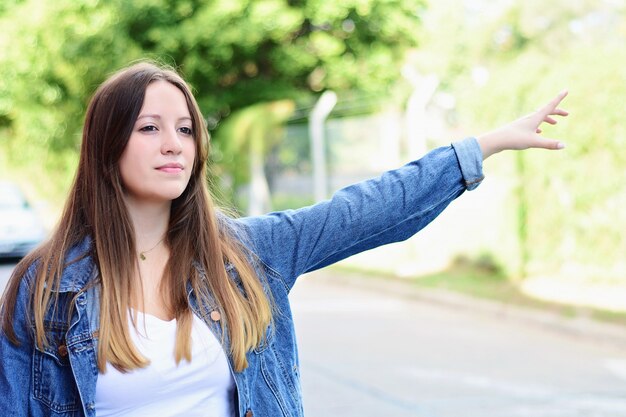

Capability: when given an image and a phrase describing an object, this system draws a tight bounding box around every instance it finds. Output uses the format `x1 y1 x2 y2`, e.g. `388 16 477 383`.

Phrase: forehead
141 80 191 115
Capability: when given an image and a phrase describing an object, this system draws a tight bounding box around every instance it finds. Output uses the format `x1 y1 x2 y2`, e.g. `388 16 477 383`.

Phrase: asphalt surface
290 271 626 417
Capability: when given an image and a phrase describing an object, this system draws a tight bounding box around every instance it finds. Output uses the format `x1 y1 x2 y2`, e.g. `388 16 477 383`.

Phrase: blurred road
2 264 626 416
290 272 626 417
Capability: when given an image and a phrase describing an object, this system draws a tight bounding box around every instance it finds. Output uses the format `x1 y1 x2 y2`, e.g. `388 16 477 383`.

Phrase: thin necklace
139 237 165 261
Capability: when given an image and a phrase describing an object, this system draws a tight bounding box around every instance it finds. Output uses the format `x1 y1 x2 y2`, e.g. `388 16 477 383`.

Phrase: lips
156 163 184 173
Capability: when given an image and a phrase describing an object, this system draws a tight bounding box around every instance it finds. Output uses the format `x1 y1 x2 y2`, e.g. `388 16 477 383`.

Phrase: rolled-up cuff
452 137 484 191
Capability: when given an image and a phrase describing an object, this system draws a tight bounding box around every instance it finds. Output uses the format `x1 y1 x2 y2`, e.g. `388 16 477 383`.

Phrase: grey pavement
304 269 626 350
291 270 626 417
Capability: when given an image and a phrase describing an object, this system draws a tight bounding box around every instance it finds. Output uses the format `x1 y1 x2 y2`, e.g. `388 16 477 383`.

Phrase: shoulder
216 210 257 250
16 237 97 293
215 211 291 291
56 237 97 292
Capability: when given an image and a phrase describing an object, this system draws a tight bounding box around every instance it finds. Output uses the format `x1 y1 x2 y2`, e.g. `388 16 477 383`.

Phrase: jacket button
58 344 68 357
245 410 253 417
210 310 221 321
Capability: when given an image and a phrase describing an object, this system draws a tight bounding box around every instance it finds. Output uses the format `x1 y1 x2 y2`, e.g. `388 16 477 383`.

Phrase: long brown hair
0 61 272 372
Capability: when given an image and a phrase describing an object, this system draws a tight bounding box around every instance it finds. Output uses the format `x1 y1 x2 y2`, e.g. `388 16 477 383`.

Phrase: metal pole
309 90 337 202
402 68 439 158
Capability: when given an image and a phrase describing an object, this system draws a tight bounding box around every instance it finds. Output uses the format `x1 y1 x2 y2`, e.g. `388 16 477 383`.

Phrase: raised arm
236 138 483 291
235 92 569 292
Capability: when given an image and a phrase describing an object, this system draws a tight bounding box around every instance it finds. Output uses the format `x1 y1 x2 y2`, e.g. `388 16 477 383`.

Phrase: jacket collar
55 238 238 294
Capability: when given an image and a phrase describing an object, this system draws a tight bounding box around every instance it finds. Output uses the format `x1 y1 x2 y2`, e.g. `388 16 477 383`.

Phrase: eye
179 126 193 136
139 125 158 132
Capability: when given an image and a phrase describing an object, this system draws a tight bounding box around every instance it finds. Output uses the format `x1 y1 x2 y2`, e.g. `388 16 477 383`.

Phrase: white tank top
95 311 236 417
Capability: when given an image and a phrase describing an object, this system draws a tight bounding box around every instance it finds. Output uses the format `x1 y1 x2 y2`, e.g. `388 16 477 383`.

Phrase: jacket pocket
32 321 82 414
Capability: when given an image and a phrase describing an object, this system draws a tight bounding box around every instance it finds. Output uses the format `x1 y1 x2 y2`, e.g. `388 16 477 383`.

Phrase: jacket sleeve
0 272 34 415
235 137 484 291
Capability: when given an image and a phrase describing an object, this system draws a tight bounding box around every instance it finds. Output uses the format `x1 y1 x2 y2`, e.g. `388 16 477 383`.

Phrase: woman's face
119 80 196 205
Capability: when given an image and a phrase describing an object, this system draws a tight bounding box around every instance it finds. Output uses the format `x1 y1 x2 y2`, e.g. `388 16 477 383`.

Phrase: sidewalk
521 275 626 313
306 268 626 349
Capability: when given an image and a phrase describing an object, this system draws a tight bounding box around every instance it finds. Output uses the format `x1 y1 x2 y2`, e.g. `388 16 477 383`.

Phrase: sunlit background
1 0 625 314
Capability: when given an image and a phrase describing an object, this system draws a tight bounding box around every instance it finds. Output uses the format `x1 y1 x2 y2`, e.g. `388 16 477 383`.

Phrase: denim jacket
0 138 483 417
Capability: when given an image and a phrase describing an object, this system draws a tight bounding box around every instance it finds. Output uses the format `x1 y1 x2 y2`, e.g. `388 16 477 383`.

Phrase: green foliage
418 0 626 279
210 99 295 200
0 0 140 193
0 0 424 204
457 47 626 277
269 193 315 211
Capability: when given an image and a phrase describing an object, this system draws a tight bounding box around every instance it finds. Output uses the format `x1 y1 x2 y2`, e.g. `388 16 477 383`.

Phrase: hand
477 90 569 160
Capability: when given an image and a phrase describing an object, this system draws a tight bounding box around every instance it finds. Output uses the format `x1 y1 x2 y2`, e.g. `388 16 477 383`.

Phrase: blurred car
0 181 47 259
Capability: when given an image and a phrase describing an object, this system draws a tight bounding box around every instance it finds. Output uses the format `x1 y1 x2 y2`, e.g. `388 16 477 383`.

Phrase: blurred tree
0 0 425 202
411 0 626 280
213 100 295 213
0 0 141 193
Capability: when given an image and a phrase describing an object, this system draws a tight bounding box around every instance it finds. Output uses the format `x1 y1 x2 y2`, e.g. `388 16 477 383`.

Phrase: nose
161 127 183 155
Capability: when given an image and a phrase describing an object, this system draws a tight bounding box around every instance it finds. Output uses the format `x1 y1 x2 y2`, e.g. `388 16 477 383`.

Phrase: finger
533 136 566 150
544 116 557 125
541 90 568 114
551 108 569 116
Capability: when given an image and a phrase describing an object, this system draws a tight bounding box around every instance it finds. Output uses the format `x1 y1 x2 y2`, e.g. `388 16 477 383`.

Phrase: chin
163 188 189 201
146 185 189 203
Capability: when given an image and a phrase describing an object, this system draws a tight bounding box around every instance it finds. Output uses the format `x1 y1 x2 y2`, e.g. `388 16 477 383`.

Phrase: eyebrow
136 114 192 121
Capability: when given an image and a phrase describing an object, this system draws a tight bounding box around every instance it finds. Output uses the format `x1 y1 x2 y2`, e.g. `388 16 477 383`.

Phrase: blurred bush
416 0 626 281
0 0 424 206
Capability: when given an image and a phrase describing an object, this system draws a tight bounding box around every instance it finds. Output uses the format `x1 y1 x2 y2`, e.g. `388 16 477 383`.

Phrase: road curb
307 269 626 349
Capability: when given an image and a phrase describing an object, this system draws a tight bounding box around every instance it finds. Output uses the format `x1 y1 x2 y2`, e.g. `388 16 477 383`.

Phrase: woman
0 61 568 417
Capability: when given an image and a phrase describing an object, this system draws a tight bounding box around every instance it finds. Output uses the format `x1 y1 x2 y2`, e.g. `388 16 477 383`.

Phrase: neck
123 195 171 249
